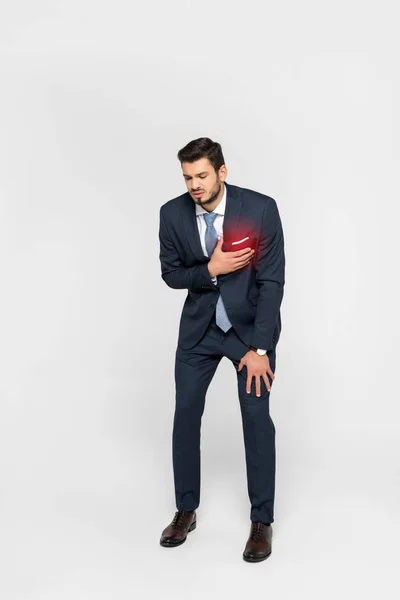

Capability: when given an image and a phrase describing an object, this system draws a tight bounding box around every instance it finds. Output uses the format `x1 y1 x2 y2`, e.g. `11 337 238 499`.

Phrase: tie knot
203 212 217 227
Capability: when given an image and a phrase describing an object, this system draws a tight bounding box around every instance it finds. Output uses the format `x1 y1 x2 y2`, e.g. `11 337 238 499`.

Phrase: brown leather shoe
160 510 197 547
243 522 272 562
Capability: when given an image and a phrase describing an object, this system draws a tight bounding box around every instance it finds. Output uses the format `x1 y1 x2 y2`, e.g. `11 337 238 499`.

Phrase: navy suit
159 182 285 523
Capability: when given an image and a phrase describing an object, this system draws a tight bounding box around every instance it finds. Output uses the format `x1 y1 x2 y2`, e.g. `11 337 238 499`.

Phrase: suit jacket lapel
180 194 204 260
222 182 243 248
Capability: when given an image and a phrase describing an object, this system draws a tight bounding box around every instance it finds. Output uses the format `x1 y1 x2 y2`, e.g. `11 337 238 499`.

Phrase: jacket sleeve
250 197 285 351
159 207 215 291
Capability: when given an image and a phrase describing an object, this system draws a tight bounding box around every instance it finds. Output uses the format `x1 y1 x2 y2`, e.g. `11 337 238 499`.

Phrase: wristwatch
250 346 267 356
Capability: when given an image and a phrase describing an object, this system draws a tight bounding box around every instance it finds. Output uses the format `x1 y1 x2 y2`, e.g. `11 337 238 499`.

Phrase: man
158 137 285 562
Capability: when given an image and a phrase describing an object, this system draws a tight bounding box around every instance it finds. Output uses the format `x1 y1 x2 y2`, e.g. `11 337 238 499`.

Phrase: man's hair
177 137 225 173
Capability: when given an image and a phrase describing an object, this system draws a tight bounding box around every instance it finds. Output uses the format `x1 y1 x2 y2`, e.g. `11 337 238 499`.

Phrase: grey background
0 1 399 598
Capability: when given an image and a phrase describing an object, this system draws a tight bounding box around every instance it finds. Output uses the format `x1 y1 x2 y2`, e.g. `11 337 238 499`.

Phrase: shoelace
171 511 186 529
250 523 266 542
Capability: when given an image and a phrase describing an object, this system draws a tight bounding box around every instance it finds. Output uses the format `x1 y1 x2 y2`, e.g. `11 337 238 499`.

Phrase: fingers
233 255 253 271
233 247 254 257
213 236 224 256
233 249 255 264
238 360 243 371
255 375 262 397
246 372 253 394
262 373 271 393
245 367 274 396
245 364 275 397
267 365 275 380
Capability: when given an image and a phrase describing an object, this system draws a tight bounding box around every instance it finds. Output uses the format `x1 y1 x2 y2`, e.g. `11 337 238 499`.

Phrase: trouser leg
222 328 277 523
237 351 276 523
173 327 222 511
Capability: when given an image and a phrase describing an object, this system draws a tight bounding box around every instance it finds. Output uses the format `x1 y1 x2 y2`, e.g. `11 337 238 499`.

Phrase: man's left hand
238 351 275 397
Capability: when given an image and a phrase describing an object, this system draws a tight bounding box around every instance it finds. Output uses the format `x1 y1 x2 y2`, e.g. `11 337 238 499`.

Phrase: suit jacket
159 181 285 351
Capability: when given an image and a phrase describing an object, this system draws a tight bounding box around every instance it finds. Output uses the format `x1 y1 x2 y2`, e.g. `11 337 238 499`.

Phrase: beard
194 180 222 208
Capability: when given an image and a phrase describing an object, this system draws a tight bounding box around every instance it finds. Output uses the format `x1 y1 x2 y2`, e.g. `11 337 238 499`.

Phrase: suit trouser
173 313 277 523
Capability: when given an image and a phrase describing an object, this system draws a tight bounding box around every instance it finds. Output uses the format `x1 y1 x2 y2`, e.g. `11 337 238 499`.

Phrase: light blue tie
203 212 232 333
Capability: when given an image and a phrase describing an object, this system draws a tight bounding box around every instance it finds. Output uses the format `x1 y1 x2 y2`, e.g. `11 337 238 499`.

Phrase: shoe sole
242 551 271 563
159 520 197 547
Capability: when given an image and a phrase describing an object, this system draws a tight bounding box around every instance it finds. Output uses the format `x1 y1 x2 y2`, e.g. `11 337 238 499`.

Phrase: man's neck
204 185 225 213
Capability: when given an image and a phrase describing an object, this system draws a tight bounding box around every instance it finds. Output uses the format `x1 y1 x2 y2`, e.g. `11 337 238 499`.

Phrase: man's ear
219 164 228 181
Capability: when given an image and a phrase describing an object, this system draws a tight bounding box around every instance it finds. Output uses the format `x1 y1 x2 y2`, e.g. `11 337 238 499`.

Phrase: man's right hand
207 236 255 278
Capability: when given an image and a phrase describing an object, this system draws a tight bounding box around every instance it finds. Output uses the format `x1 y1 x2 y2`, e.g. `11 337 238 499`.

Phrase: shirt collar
195 183 226 217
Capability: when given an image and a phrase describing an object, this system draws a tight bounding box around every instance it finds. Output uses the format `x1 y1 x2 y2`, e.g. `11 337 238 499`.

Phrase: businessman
158 137 285 562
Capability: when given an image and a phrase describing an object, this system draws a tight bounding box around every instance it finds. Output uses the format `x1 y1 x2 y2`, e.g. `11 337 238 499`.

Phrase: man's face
182 158 226 209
